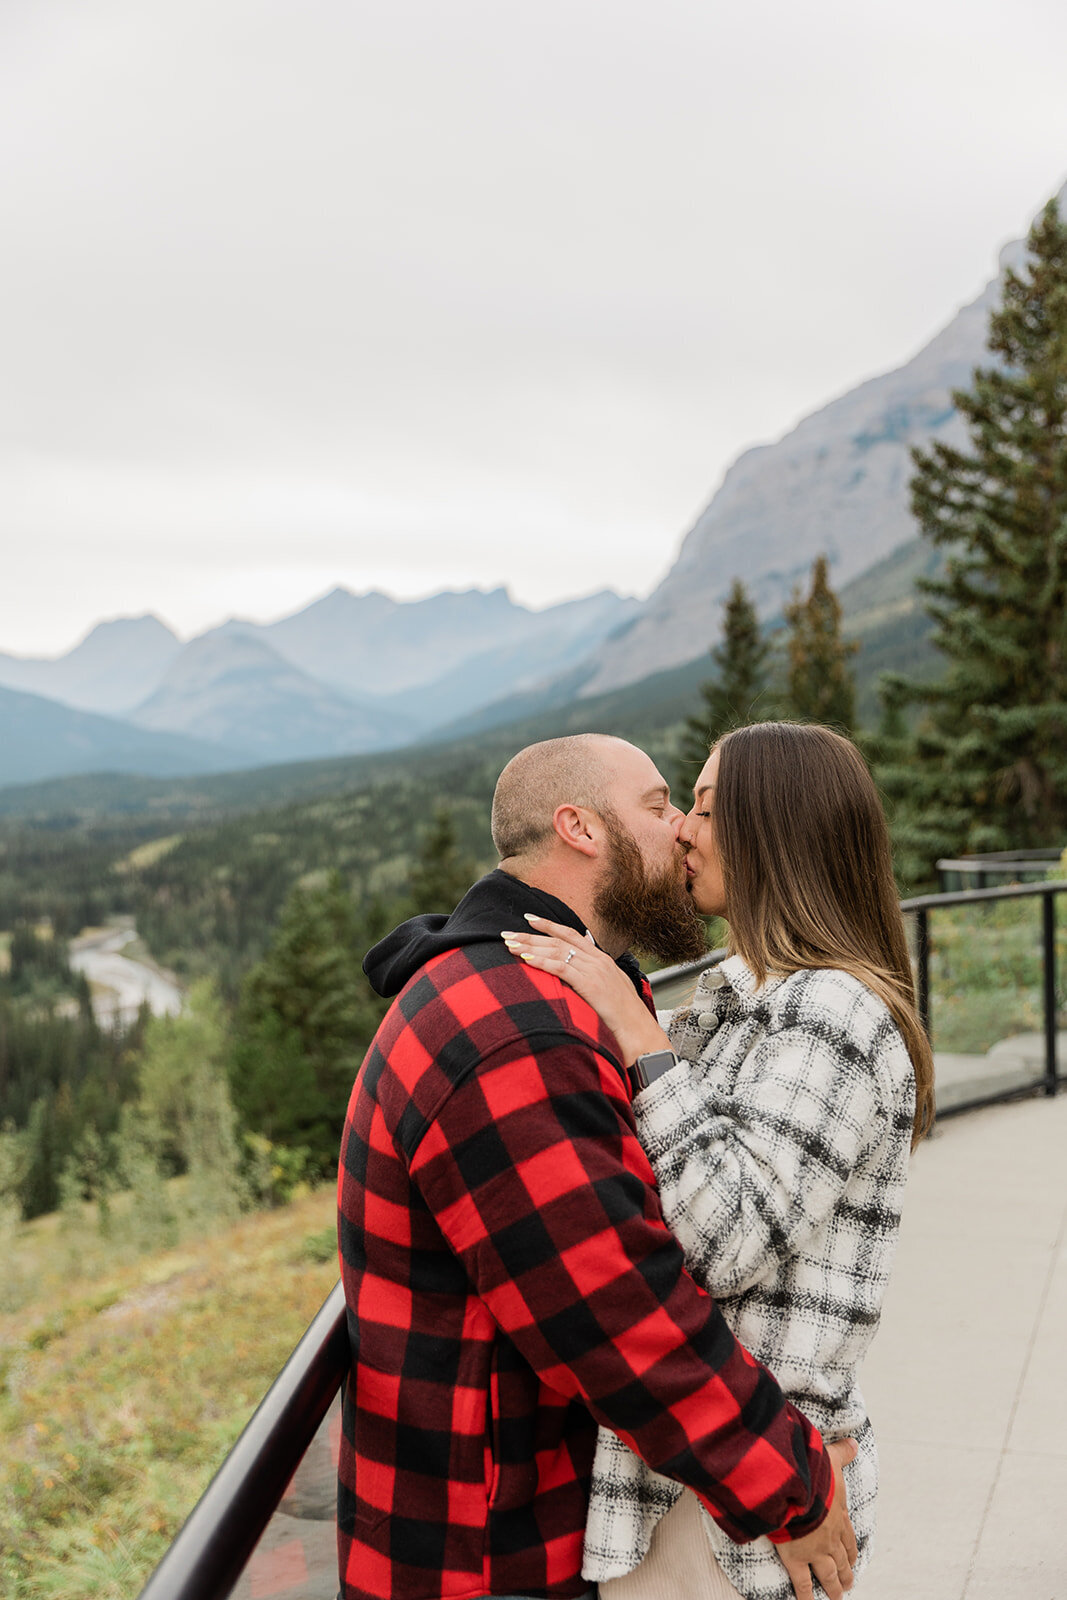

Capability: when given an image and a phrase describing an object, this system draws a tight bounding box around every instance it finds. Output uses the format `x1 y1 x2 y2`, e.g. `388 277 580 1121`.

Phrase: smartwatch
627 1049 679 1096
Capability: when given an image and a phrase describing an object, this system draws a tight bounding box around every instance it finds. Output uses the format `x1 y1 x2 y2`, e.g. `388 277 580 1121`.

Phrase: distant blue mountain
0 615 181 715
0 682 247 788
0 586 639 783
206 584 640 712
130 631 417 760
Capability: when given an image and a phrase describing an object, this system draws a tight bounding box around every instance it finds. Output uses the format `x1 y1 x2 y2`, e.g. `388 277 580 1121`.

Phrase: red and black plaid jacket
337 871 831 1600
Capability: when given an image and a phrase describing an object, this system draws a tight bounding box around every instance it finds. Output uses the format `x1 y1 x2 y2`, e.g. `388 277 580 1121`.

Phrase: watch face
635 1050 677 1088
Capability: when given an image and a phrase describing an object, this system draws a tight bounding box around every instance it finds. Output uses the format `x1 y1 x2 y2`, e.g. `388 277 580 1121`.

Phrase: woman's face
679 749 727 919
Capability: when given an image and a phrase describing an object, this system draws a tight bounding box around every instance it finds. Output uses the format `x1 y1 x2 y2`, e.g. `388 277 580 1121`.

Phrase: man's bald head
491 734 632 863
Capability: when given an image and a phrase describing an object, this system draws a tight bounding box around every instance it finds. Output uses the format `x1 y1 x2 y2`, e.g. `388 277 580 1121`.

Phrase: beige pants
598 1489 745 1600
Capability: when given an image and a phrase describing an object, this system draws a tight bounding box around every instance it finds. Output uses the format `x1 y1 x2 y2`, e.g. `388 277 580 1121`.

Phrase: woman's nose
678 810 696 845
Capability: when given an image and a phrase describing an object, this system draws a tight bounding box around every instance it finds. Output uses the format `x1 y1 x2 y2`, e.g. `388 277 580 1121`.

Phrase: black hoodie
362 866 648 1000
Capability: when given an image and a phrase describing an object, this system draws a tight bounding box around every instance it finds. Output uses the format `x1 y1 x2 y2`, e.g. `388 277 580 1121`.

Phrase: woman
502 721 934 1600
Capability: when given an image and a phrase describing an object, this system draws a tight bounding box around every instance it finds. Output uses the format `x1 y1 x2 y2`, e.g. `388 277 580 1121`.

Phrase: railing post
1042 891 1058 1097
915 908 931 1037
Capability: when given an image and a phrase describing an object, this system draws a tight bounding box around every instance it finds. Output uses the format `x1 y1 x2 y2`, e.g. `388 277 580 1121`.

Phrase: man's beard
593 812 708 964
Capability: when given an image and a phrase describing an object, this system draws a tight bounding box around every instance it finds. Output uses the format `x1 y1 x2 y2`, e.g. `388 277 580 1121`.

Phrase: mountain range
0 587 639 786
1 180 1061 793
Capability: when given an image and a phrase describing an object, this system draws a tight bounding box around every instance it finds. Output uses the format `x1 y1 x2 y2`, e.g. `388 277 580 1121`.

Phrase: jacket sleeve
406 1028 833 1547
636 1014 892 1298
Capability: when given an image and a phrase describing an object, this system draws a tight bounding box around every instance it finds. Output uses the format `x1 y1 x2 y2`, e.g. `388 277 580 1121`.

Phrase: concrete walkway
860 1092 1067 1600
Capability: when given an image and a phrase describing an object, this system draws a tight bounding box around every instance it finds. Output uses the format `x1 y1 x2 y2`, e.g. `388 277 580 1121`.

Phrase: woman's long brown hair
713 722 935 1146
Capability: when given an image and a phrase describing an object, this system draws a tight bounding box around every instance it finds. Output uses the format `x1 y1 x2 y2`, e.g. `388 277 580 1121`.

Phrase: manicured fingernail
524 913 544 923
500 931 523 938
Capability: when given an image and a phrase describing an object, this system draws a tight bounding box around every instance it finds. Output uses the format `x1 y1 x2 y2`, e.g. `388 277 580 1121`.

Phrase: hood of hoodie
363 867 647 999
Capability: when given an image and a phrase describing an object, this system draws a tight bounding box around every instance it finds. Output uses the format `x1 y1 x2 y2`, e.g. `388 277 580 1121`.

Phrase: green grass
0 1187 338 1599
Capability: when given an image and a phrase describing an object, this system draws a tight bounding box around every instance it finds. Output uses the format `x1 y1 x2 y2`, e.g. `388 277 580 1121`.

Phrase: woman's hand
501 915 670 1067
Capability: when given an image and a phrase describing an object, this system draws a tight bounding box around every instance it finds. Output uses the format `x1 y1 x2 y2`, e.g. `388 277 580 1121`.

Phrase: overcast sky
3 0 1066 657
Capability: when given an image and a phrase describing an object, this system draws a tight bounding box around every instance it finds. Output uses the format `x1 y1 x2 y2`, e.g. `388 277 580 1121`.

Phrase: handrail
136 880 1066 1600
903 878 1067 912
937 849 1062 869
904 880 1066 1108
936 847 1062 891
644 947 727 992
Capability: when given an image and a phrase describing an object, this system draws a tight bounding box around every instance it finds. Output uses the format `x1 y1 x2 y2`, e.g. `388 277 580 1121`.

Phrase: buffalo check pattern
583 958 916 1598
337 919 833 1600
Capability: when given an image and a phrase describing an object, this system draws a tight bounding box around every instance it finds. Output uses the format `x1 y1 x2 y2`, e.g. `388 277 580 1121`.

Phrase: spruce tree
407 807 475 913
229 873 387 1176
782 554 858 732
879 197 1067 877
676 579 771 796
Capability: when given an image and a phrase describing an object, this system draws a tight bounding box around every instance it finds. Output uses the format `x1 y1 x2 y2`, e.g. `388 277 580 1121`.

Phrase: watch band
627 1048 679 1096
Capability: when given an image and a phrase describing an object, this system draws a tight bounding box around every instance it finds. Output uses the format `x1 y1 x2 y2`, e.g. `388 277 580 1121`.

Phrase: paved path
860 1092 1067 1599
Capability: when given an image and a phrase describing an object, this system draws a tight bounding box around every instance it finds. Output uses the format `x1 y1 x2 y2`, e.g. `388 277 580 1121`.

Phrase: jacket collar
696 954 788 1012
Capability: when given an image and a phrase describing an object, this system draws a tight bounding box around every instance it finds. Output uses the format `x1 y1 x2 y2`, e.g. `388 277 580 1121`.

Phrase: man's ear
551 804 599 859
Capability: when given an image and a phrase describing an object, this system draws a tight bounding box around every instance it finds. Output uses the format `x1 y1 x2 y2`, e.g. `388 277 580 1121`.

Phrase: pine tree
879 197 1067 878
782 555 858 731
229 873 387 1175
676 580 771 796
407 808 475 913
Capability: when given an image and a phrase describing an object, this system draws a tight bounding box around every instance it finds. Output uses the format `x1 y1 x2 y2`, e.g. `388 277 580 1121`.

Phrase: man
337 734 855 1600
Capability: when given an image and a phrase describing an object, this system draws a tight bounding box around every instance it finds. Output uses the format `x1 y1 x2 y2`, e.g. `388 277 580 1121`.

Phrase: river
68 925 184 1027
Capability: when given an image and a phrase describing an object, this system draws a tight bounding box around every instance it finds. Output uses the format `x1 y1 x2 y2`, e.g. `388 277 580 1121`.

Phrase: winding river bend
69 925 183 1027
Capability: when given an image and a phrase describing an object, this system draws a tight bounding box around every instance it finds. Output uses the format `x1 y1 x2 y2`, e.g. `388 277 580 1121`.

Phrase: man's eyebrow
641 783 670 803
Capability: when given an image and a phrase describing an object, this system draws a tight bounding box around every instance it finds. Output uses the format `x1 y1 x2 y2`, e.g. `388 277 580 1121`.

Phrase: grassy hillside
1 1185 338 1600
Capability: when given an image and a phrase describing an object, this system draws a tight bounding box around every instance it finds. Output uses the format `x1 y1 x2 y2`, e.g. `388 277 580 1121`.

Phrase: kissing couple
337 725 932 1600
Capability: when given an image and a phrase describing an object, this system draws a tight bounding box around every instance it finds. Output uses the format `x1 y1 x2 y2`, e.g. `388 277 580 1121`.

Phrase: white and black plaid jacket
583 957 916 1598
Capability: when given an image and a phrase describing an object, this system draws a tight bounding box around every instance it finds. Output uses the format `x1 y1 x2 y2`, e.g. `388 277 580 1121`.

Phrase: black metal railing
137 880 1067 1600
902 879 1067 1115
936 847 1063 892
